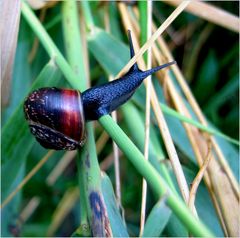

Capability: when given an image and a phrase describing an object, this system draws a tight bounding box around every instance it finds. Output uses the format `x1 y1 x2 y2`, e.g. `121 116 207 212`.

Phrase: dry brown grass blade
1 150 54 209
96 131 109 154
116 0 190 78
46 151 77 186
1 0 20 106
46 187 79 236
118 3 196 212
28 8 47 63
111 133 122 207
140 2 153 235
104 6 122 208
130 4 239 235
19 151 77 227
27 0 58 10
100 151 123 171
208 155 239 236
151 26 239 237
211 137 239 199
150 10 239 192
158 35 239 199
165 0 239 33
158 59 234 235
109 86 122 208
156 29 239 194
209 161 240 237
188 139 212 213
80 12 90 86
182 23 213 82
19 197 41 225
18 133 112 227
168 20 202 51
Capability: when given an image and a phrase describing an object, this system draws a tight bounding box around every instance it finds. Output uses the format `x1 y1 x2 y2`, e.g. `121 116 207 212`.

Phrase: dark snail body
82 61 174 121
24 31 175 150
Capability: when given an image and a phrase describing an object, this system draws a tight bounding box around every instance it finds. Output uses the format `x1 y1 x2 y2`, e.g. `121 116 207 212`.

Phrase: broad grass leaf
21 223 49 237
194 51 218 105
101 173 129 237
142 198 171 237
164 214 188 237
1 165 25 236
108 2 123 41
88 27 129 76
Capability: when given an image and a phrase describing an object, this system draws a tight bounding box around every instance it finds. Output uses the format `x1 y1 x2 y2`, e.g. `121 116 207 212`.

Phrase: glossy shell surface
24 87 85 150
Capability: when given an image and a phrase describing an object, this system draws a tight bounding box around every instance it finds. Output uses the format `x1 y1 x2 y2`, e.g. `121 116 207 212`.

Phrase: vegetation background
1 1 239 237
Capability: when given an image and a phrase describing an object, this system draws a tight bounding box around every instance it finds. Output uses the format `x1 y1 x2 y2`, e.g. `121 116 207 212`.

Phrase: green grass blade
204 74 239 113
21 1 82 90
160 103 239 146
62 2 110 236
99 115 214 237
122 103 175 192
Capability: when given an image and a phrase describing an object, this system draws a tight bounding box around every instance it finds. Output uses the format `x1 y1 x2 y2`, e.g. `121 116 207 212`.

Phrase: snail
24 31 175 150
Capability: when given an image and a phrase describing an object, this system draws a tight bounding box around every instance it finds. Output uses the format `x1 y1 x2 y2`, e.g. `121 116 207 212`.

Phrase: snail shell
24 87 85 150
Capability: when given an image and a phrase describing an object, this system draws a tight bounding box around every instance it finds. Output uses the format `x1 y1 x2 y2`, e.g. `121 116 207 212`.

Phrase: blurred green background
1 1 239 237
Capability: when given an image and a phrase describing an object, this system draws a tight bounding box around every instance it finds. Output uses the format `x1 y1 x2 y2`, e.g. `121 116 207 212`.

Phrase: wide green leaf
101 173 129 237
142 198 171 237
88 27 129 76
1 165 25 236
